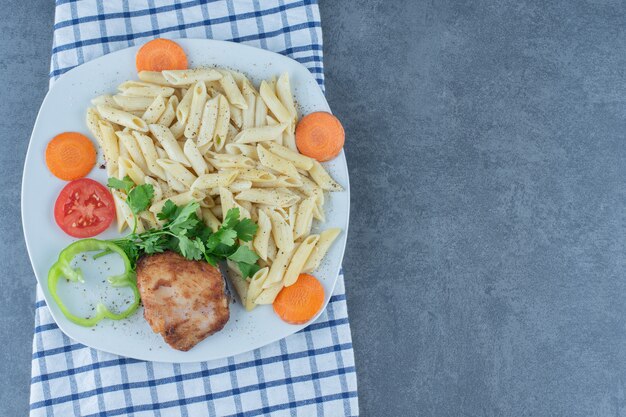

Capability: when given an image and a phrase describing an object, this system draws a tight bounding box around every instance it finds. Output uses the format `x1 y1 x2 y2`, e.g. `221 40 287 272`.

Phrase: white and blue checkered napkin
29 1 358 416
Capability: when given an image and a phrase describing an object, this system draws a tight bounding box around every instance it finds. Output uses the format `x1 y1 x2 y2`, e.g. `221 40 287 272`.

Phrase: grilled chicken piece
136 251 229 351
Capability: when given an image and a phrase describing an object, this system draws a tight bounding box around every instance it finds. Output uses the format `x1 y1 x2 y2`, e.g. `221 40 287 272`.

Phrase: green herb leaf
157 200 178 221
234 218 258 242
107 176 134 193
177 235 204 260
168 201 200 234
228 245 260 264
237 261 261 278
221 208 241 229
126 184 154 215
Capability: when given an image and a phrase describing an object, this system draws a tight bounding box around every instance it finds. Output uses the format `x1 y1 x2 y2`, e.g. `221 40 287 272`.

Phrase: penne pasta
197 95 219 151
132 131 167 180
183 139 209 176
112 95 154 112
218 70 247 109
267 141 314 170
156 158 197 188
241 79 256 128
262 244 296 290
236 188 300 207
266 207 295 253
245 267 269 311
207 152 256 170
259 80 292 125
141 95 166 124
224 143 258 160
303 228 341 273
214 95 230 151
116 130 149 173
201 208 221 232
118 156 146 185
156 95 178 126
257 144 300 179
118 81 175 97
97 121 120 177
283 235 319 286
111 190 129 233
254 94 268 127
138 71 175 86
162 68 222 85
184 81 208 139
276 72 298 124
149 123 190 166
308 160 343 191
91 94 118 107
175 86 195 124
254 209 272 261
97 105 148 132
191 171 238 191
293 195 316 240
234 123 287 144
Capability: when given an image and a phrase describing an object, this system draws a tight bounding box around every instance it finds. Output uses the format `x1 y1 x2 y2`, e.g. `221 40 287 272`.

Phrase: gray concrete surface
2 0 626 416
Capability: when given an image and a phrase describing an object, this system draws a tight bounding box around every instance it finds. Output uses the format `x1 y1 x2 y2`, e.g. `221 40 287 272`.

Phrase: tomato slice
54 178 115 238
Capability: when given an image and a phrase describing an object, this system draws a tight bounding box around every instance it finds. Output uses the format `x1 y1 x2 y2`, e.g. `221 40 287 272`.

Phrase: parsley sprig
106 177 260 277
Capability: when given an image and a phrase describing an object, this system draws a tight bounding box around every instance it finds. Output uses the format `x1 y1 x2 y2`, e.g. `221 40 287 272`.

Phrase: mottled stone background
3 1 626 416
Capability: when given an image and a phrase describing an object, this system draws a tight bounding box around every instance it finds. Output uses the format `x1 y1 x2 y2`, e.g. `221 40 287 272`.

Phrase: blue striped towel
29 1 358 416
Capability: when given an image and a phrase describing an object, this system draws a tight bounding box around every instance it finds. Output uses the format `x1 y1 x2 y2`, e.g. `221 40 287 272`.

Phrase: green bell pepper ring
47 239 140 327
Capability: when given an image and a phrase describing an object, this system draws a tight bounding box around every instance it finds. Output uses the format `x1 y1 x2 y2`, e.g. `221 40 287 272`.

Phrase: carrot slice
45 132 96 181
295 111 345 162
136 38 188 72
273 274 325 324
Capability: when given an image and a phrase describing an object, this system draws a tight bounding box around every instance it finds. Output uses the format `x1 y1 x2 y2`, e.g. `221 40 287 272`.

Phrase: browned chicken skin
136 251 230 351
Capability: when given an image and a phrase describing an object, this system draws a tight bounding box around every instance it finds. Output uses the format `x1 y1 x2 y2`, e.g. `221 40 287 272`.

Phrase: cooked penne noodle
139 211 159 229
112 95 154 112
156 95 178 126
236 188 300 207
254 209 272 261
262 244 296 289
259 80 292 125
208 152 256 169
197 95 219 150
303 228 341 273
214 95 230 151
169 119 185 139
229 103 243 129
119 156 146 185
229 180 252 192
116 130 149 173
97 105 148 132
276 72 298 123
183 139 209 176
141 95 166 124
283 235 319 286
184 81 208 139
309 160 343 191
236 168 276 183
97 121 120 176
149 189 205 214
254 282 284 305
138 71 175 86
266 208 295 253
267 142 314 170
219 187 250 219
118 81 175 97
191 171 238 191
156 158 197 188
132 131 166 180
282 127 297 151
224 143 258 159
254 94 268 127
92 94 118 107
226 260 249 305
86 107 104 141
201 208 221 232
241 79 256 128
246 267 269 311
234 123 287 144
176 86 194 124
162 68 222 85
111 190 129 233
293 195 316 240
149 124 190 166
257 144 300 179
218 70 247 109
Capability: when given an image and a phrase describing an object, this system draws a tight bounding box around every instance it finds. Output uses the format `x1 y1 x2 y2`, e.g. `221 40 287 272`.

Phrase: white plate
21 39 349 363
